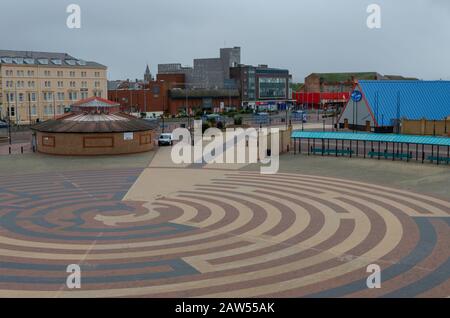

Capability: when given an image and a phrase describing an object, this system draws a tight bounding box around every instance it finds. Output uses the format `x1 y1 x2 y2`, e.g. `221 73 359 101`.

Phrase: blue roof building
338 80 450 129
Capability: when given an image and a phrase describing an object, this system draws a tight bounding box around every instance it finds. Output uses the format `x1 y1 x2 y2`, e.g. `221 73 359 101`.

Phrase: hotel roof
0 49 106 69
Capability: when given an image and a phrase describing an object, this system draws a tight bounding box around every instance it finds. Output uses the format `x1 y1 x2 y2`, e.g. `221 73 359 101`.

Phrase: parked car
292 110 308 123
158 133 174 146
0 120 8 128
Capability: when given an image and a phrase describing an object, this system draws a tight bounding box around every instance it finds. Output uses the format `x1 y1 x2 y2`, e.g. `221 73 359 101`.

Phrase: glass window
258 77 287 99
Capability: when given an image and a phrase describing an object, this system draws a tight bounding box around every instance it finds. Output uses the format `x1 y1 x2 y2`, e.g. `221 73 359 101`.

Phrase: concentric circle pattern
0 168 449 297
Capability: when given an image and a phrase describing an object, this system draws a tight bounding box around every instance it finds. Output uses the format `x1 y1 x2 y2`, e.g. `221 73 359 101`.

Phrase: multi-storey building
158 47 241 89
0 50 107 124
230 64 292 109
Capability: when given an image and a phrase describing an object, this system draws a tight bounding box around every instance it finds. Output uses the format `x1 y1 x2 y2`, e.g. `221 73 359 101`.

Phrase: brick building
295 72 419 109
108 80 170 114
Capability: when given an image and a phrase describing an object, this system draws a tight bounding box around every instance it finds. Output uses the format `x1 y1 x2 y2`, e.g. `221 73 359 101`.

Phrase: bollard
9 146 11 155
21 146 24 154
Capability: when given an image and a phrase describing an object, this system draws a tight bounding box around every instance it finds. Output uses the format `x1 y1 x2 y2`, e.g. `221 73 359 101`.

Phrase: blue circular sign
351 90 363 102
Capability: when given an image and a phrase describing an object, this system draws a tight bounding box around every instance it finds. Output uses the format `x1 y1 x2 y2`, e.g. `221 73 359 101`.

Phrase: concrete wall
265 127 292 154
402 119 450 136
36 130 155 156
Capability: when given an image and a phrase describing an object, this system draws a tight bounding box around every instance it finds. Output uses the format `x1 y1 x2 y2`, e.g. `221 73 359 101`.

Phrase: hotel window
81 81 87 88
19 93 24 102
7 93 14 102
31 105 37 116
48 105 53 115
69 92 78 100
70 71 76 77
43 92 53 101
81 71 87 77
44 70 51 76
57 71 63 77
57 81 63 88
94 81 100 88
31 92 36 101
95 72 100 77
81 92 88 99
8 107 15 117
44 106 48 115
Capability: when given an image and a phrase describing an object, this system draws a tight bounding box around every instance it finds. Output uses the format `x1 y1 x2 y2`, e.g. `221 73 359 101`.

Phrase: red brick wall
108 82 170 114
156 74 185 88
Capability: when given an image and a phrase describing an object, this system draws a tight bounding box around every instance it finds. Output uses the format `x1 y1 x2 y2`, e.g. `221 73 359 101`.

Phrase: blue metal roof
291 131 450 147
357 80 450 126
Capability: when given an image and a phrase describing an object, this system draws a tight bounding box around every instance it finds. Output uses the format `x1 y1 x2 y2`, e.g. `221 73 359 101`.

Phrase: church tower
144 64 152 82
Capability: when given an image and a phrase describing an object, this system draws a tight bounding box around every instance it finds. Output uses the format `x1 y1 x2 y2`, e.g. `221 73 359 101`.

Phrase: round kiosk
31 97 157 156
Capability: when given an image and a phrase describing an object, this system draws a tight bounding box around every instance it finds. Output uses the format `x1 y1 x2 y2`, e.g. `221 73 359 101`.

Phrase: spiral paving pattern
0 167 449 297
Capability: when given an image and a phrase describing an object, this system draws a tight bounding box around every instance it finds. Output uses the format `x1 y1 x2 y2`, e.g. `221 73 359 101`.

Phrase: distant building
338 80 450 132
108 80 170 114
230 64 292 109
108 81 240 116
304 72 384 94
111 47 292 114
108 79 146 91
144 64 153 83
294 72 419 109
168 88 240 114
0 50 107 124
158 47 241 89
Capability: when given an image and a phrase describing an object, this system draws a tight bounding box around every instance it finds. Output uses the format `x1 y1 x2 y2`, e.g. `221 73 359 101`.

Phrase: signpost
351 90 362 132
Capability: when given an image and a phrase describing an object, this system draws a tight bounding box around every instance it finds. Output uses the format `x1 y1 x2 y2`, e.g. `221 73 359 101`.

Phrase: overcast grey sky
1 0 449 82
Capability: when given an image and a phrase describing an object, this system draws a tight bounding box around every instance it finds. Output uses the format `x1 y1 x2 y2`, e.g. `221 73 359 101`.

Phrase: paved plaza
0 147 449 297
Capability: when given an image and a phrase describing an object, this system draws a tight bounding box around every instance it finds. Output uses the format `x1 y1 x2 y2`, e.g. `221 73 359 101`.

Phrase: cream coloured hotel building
0 50 107 124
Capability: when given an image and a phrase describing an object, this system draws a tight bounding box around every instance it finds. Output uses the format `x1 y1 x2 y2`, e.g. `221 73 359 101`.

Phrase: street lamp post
285 104 290 130
6 93 12 145
28 92 32 126
52 92 56 120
